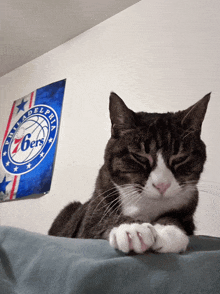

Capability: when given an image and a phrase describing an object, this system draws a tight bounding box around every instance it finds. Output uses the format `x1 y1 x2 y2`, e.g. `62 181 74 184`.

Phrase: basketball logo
1 105 58 175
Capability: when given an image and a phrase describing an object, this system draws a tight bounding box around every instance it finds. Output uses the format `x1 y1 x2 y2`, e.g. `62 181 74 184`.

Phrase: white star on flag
26 163 31 169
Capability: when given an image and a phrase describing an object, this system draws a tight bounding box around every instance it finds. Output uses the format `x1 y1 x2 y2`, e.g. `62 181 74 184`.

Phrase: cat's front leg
109 223 157 254
109 223 189 254
151 224 189 253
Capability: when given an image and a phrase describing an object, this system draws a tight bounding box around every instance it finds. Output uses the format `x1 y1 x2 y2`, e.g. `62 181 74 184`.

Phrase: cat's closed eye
172 155 189 166
131 153 153 166
170 155 194 177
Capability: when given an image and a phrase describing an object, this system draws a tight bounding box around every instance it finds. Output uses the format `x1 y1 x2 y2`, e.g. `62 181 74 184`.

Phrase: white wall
0 0 220 237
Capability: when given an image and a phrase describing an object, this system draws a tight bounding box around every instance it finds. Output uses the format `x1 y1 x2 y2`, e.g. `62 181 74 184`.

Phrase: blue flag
0 79 66 201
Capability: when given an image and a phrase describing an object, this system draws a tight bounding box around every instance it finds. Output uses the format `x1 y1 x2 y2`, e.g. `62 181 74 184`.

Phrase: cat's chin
141 188 182 201
146 193 180 200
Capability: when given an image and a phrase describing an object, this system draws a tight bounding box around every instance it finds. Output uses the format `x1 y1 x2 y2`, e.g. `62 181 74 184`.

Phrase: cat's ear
109 92 136 137
179 93 211 133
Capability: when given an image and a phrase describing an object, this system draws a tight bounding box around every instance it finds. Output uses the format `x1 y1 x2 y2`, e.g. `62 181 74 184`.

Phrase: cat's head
104 92 210 206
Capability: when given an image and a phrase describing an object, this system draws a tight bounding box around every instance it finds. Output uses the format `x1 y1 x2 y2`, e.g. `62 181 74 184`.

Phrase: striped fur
49 92 210 253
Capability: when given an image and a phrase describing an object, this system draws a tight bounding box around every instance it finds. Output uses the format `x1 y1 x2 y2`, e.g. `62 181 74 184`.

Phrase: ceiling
0 0 139 77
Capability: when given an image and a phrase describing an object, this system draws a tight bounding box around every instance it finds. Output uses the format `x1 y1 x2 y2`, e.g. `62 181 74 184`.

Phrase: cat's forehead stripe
156 152 165 168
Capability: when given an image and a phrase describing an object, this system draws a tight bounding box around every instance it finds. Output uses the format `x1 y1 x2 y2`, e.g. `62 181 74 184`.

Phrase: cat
48 92 210 254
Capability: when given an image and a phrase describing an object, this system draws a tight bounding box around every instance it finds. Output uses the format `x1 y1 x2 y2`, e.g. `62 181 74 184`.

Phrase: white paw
151 224 189 253
109 223 156 254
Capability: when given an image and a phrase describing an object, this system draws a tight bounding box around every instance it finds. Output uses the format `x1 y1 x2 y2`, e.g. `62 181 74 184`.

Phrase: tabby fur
49 92 210 253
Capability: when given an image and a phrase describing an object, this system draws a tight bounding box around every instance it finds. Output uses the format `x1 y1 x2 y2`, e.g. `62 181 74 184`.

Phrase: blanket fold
0 226 220 294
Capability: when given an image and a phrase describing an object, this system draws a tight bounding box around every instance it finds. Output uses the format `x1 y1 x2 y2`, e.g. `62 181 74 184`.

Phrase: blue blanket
1 226 220 294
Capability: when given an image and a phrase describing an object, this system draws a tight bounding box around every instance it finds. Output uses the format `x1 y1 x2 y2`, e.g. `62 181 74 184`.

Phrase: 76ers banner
0 79 66 201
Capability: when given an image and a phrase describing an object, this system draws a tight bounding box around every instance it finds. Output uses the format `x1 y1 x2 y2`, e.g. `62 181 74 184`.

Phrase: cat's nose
153 182 171 195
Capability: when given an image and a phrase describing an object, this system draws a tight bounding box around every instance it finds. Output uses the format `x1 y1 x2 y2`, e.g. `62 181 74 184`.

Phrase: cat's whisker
198 186 220 197
89 191 120 219
181 179 220 188
198 186 220 192
94 191 134 227
97 198 121 225
97 190 141 226
182 129 196 140
90 188 118 214
90 184 136 218
103 190 138 219
93 186 138 223
113 190 143 222
198 183 220 190
198 179 220 185
182 179 220 189
114 191 143 221
177 180 220 197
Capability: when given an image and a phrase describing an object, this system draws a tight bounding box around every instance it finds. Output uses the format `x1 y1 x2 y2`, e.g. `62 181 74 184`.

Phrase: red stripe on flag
10 176 18 200
0 101 16 160
29 91 34 108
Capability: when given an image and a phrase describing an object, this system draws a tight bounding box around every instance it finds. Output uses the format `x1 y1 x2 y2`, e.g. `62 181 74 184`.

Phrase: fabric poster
0 79 66 201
